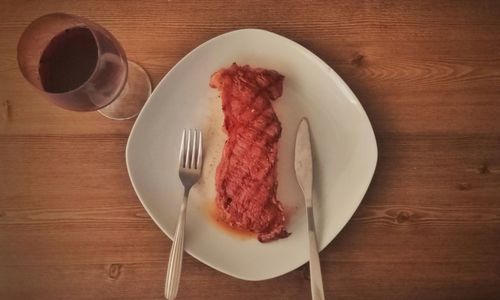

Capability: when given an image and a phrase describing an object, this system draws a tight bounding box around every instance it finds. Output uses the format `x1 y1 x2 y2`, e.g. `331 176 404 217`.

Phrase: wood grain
1 0 499 299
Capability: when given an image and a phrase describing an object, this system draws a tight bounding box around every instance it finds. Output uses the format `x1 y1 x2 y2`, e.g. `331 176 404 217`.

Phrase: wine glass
17 13 151 120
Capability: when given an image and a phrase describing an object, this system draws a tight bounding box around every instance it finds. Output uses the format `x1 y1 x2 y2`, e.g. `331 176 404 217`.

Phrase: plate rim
126 28 378 281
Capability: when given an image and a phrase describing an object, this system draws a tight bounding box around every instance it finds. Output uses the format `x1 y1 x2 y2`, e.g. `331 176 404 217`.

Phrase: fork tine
178 129 186 168
197 130 202 169
184 129 191 168
190 129 197 169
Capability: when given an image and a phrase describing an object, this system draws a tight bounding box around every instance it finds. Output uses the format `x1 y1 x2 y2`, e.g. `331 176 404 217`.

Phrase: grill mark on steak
210 63 290 242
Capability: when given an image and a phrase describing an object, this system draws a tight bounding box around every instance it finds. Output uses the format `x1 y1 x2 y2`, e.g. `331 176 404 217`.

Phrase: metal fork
165 129 203 300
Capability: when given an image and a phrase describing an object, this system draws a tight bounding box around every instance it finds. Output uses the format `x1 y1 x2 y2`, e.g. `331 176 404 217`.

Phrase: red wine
36 26 127 111
39 27 98 93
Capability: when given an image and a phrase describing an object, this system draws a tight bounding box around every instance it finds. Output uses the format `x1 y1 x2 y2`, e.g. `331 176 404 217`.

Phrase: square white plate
126 29 377 281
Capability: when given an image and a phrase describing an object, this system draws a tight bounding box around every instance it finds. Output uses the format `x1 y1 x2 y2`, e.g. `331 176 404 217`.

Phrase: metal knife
294 118 325 300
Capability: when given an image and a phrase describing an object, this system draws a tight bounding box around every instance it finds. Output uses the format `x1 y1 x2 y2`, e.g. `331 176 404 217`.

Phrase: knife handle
308 206 325 300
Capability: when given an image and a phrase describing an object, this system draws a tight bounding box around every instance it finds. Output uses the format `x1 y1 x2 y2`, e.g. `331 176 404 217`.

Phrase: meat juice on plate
204 202 256 240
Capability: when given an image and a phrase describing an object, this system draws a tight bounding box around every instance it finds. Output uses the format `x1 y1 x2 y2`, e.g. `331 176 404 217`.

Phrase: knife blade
294 118 325 300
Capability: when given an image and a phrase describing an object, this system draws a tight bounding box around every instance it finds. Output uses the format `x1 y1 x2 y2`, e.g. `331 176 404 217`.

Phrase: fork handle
165 189 189 300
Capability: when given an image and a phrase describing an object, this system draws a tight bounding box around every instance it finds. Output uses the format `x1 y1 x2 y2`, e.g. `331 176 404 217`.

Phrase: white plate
126 29 377 281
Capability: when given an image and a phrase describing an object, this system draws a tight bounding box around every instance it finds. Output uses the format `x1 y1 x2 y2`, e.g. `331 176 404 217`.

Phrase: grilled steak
210 63 290 242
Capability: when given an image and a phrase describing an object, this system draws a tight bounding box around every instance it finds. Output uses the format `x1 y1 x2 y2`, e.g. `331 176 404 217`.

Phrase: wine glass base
98 61 152 120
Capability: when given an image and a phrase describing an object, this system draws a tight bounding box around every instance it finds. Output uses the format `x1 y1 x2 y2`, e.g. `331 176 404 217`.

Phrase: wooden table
1 1 499 299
